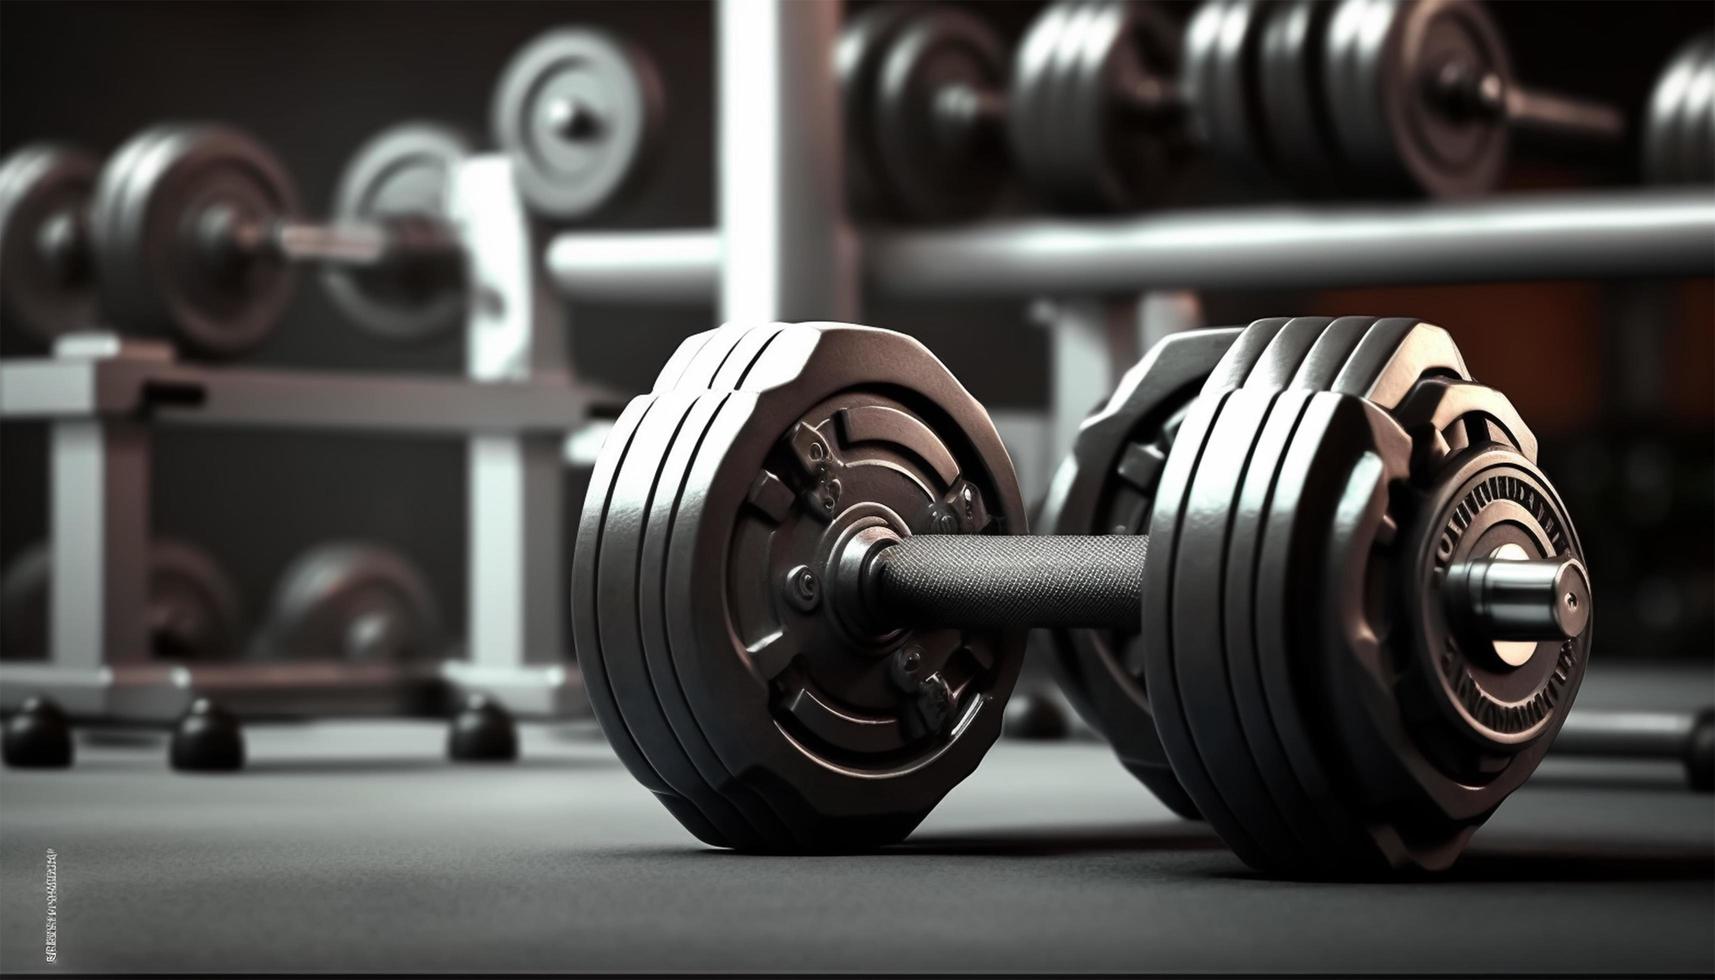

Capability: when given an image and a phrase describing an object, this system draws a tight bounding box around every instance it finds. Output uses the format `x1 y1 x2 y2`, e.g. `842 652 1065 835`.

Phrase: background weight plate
492 28 663 220
1063 1 1183 211
321 123 471 343
839 4 920 218
90 124 297 356
870 6 1008 222
0 538 243 662
0 144 98 345
1256 0 1345 192
1007 1 1077 205
263 541 441 663
572 395 735 848
1037 326 1240 819
1323 0 1511 198
1181 0 1271 177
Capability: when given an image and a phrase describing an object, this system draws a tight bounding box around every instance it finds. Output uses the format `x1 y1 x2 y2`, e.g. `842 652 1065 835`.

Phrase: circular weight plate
1181 0 1272 177
493 28 663 220
1256 0 1346 192
840 4 922 218
591 390 778 849
90 125 297 356
1323 0 1510 197
1137 390 1269 869
263 542 441 662
600 325 1024 849
0 538 243 662
1060 1 1184 211
1036 326 1241 819
572 394 737 847
640 387 822 846
1007 1 1079 205
870 6 1009 221
1673 38 1715 184
321 123 471 343
149 538 245 662
1164 387 1310 870
0 144 98 345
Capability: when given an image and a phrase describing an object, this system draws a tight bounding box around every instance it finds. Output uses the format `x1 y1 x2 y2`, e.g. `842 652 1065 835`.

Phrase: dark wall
2 1 1710 658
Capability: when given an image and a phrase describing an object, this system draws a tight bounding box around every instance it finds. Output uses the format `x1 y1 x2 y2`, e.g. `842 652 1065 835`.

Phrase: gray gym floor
2 663 1711 975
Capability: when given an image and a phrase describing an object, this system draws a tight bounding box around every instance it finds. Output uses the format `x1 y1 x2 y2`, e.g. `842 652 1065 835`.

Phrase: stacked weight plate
574 323 1025 850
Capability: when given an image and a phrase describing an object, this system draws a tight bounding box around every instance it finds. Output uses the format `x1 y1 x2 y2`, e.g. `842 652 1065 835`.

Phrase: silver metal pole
545 190 1715 304
719 0 856 322
455 154 578 715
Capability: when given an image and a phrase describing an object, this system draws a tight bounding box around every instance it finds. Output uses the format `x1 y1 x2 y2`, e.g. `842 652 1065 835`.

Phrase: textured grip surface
867 535 1148 630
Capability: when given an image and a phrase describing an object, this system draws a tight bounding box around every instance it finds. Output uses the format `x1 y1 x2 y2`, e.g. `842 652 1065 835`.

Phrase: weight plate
1167 387 1309 869
572 394 735 847
1138 390 1269 869
627 326 1023 849
90 124 297 356
1676 40 1715 184
594 390 778 848
1642 37 1694 183
1062 1 1183 211
1181 0 1271 177
1201 315 1293 393
492 28 663 220
870 6 1008 222
1256 0 1345 192
0 538 243 662
321 122 471 343
1322 0 1510 198
0 144 98 345
1007 1 1078 205
263 542 441 663
1037 327 1241 819
840 3 921 218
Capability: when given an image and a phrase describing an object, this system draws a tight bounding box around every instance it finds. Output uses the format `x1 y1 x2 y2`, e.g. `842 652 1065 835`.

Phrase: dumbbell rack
0 157 598 722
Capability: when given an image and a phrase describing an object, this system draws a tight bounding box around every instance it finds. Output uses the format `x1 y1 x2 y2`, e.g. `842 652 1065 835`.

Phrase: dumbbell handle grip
865 535 1149 631
271 217 461 267
1507 86 1626 142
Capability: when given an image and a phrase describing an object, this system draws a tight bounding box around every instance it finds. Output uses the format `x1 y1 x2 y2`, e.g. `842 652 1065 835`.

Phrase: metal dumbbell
262 541 442 664
842 0 1625 219
0 28 661 349
573 317 1597 876
0 538 243 662
1643 34 1714 185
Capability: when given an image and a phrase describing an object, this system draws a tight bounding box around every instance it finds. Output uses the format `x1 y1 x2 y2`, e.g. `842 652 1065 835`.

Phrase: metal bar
455 155 577 708
0 358 591 434
719 0 856 322
545 190 1715 304
544 230 721 306
49 418 151 671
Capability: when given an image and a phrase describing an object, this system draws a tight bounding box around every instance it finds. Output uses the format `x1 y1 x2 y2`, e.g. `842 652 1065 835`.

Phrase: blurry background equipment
262 540 442 664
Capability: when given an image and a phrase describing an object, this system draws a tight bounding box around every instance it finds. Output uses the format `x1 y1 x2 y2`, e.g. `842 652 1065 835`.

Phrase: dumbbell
0 538 243 662
1643 34 1714 185
0 28 661 349
1554 707 1714 792
573 317 1594 875
841 0 1624 219
0 123 470 354
261 541 442 663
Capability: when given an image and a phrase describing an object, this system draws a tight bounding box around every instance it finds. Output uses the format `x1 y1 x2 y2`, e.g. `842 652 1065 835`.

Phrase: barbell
572 316 1593 875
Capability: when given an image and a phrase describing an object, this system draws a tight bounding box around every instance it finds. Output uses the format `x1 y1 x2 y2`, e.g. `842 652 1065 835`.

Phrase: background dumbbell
1643 34 1714 185
573 318 1597 875
261 541 442 664
0 27 661 350
0 537 243 662
1554 707 1714 792
841 0 1627 220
